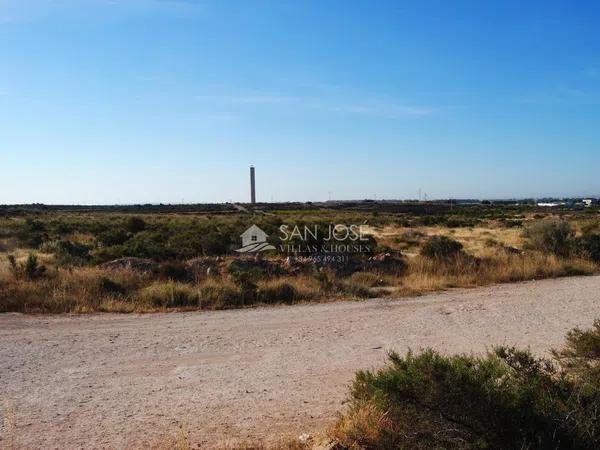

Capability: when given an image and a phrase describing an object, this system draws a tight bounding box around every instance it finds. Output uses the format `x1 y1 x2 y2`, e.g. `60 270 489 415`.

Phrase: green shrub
97 228 130 246
553 320 600 386
339 281 374 298
347 271 385 288
227 262 267 280
24 254 46 280
315 271 333 291
98 277 126 296
332 321 600 449
258 282 298 304
158 261 190 282
43 239 91 266
16 218 47 248
138 282 198 308
126 216 146 233
200 230 233 255
503 218 523 228
7 254 47 280
229 270 258 304
524 218 573 257
420 235 463 259
198 282 244 309
119 231 171 260
573 234 600 263
166 230 204 258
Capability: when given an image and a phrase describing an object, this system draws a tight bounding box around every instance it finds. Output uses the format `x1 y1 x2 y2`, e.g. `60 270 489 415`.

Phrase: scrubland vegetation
0 205 599 313
329 320 600 449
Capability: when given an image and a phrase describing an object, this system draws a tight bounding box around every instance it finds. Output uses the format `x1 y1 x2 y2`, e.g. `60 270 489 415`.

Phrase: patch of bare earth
1 275 599 449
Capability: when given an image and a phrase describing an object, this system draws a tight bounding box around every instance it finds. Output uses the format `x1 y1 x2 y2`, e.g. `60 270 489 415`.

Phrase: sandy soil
1 275 599 449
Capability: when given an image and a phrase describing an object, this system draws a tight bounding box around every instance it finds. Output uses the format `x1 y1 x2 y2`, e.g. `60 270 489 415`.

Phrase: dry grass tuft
257 276 322 304
149 431 311 450
396 252 596 296
328 401 390 447
0 403 17 450
138 282 199 308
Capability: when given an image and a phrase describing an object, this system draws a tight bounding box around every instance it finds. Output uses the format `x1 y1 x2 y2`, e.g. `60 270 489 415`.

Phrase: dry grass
256 276 322 304
151 431 192 450
0 250 596 313
138 282 200 308
0 403 17 450
1 217 598 316
328 401 390 447
394 251 595 296
347 271 389 288
367 224 524 256
150 431 311 450
0 266 151 313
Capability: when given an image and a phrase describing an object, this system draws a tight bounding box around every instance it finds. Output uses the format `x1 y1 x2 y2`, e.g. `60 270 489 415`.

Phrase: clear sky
1 0 599 204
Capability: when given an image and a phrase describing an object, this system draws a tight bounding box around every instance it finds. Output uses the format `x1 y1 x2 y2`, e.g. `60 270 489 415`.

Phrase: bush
138 282 199 308
553 320 600 385
42 239 91 266
331 321 600 449
258 282 298 304
339 280 375 298
347 271 385 288
97 277 126 296
7 254 47 280
126 217 146 233
314 271 333 291
119 231 171 260
198 281 244 309
573 234 600 263
16 218 47 248
229 270 258 304
420 235 463 259
97 228 130 246
524 218 573 257
158 261 191 282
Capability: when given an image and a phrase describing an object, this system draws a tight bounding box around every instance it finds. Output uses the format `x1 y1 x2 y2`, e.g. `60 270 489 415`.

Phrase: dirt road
1 276 599 449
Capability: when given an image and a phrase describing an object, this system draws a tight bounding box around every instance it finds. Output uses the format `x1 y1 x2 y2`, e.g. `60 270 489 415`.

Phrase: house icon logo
236 224 276 253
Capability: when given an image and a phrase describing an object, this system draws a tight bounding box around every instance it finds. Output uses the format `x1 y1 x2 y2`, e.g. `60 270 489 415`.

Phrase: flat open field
1 275 599 449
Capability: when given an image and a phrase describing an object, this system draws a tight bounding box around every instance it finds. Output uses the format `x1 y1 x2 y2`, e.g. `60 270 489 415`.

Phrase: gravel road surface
1 276 599 449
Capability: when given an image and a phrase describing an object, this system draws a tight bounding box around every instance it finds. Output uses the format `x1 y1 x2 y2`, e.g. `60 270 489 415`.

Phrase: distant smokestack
250 166 256 204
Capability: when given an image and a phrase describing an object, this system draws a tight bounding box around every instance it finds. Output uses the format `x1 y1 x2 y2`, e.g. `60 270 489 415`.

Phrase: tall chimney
250 166 256 204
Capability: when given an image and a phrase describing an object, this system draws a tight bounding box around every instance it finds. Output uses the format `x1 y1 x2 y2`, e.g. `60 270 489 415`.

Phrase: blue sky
1 0 599 204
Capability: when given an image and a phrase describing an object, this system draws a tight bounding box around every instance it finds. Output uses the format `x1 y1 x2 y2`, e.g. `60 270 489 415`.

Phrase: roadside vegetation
329 320 600 449
0 205 599 313
146 320 600 449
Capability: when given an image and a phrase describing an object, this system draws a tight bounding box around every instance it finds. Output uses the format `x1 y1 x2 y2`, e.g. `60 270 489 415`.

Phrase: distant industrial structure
250 166 256 205
536 198 597 208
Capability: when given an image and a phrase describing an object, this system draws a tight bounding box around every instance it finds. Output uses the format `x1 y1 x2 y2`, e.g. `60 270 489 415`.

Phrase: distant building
583 198 595 208
537 202 561 207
